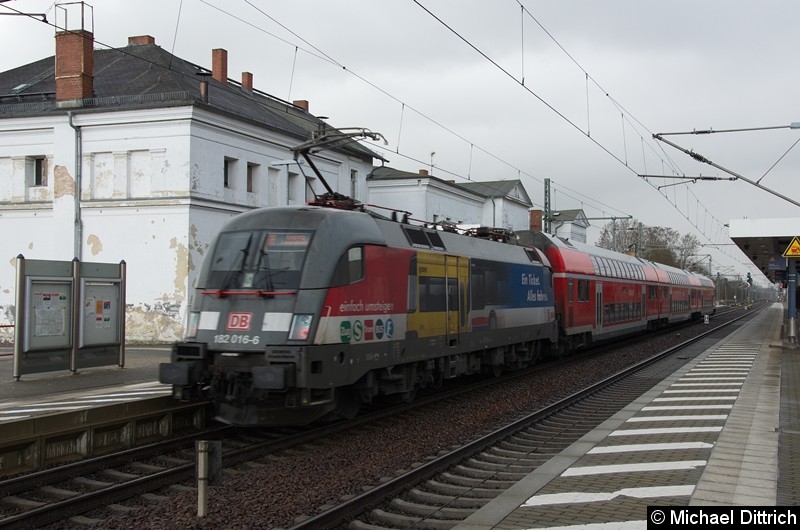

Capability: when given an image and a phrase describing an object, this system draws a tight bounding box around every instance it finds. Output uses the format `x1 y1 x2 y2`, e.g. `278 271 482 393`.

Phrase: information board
13 256 126 380
27 280 72 350
81 280 121 346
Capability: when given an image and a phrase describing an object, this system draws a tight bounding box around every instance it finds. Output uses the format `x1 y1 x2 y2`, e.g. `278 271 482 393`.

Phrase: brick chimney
418 169 429 176
212 48 228 84
242 71 253 91
529 210 543 232
293 100 309 112
128 35 155 46
55 29 94 104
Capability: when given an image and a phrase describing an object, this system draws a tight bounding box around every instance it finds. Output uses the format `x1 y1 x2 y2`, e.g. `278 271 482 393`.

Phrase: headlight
289 314 314 340
186 311 200 338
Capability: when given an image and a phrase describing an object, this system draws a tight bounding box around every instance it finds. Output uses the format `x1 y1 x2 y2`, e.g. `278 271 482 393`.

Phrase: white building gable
367 167 534 232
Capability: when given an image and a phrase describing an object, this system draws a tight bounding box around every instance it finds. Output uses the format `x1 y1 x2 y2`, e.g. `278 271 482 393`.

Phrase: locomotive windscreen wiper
255 250 276 291
219 233 252 291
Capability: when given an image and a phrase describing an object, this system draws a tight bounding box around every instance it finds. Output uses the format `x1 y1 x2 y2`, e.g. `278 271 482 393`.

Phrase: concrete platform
0 346 170 422
455 303 796 529
0 346 209 476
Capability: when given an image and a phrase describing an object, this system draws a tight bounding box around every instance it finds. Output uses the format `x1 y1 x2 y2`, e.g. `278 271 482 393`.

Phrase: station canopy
728 218 800 284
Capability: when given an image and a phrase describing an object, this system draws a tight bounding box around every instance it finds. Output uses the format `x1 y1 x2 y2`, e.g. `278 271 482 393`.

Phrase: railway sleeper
407 488 489 509
367 508 459 530
390 497 476 519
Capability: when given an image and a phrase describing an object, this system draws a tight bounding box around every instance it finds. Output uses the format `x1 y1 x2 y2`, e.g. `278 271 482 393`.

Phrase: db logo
226 312 253 331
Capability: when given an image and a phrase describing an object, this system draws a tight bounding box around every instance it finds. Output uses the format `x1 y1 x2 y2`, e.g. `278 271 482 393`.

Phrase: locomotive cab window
331 246 364 286
202 230 311 290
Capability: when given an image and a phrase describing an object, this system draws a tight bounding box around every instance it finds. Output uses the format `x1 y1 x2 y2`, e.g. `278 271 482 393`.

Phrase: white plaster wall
425 184 483 225
367 180 429 219
0 212 57 330
80 205 189 342
368 179 485 224
480 197 531 232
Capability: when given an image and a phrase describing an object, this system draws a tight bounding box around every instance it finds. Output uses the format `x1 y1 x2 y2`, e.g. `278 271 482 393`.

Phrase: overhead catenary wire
513 0 740 255
223 0 636 219
414 0 744 265
1 0 744 267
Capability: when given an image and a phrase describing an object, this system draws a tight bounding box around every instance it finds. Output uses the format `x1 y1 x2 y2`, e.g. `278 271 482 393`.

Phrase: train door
444 255 469 347
407 252 447 339
595 282 603 331
642 290 646 322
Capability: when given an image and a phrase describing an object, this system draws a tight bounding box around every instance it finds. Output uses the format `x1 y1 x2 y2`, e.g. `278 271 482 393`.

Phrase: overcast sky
2 0 799 281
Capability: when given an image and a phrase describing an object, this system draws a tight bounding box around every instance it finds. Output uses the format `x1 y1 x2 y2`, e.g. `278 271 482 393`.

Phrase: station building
0 29 378 342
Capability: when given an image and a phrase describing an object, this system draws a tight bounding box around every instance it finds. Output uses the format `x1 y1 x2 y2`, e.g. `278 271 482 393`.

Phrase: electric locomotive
159 129 559 426
159 205 559 425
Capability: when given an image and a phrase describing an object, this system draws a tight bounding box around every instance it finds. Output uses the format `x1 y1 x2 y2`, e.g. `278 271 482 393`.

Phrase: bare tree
596 218 638 254
596 221 699 270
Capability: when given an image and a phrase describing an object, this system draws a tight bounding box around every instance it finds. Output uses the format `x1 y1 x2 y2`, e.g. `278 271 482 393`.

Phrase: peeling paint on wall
53 165 75 199
191 163 200 191
126 302 183 343
188 224 202 273
86 234 103 255
170 237 189 296
28 186 49 202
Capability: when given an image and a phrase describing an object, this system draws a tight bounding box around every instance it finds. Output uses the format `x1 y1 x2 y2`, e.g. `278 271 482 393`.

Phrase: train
159 203 715 426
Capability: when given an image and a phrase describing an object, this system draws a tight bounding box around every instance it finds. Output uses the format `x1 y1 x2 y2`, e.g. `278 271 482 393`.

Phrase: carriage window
419 277 457 312
578 279 590 302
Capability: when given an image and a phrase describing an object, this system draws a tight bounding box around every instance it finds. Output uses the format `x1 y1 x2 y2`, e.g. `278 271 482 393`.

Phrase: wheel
333 387 361 420
491 363 503 378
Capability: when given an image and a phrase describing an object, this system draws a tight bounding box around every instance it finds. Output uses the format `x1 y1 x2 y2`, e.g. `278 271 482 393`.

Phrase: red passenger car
530 232 715 353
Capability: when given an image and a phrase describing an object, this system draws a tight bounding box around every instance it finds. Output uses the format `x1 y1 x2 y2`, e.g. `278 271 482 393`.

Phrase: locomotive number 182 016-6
213 334 261 345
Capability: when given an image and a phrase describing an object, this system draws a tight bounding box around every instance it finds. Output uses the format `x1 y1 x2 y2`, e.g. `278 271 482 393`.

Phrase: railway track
288 307 759 530
0 306 752 528
0 376 528 528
